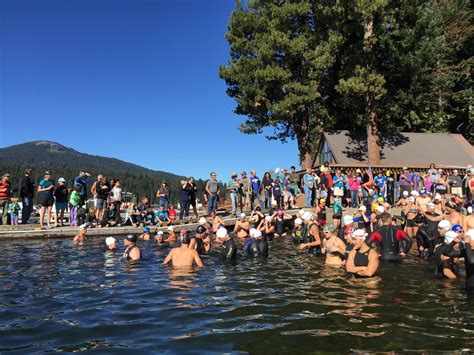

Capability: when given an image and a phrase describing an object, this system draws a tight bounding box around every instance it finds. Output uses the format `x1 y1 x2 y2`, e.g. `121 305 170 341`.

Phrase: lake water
1 237 473 353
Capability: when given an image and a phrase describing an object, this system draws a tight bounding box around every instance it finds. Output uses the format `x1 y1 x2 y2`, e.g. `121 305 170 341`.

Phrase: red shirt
0 180 11 200
168 209 177 221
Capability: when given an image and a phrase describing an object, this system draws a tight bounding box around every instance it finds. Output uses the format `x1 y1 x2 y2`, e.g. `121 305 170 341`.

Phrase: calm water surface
1 236 473 353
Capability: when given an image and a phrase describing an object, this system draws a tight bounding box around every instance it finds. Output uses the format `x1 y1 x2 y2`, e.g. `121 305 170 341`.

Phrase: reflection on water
0 237 473 353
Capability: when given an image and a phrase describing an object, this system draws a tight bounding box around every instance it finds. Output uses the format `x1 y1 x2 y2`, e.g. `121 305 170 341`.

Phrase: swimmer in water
73 223 89 244
166 226 176 244
211 211 225 233
233 213 250 239
216 227 237 261
443 229 474 289
139 226 151 241
291 217 304 243
321 224 346 266
162 231 203 267
123 234 141 261
298 211 321 255
434 230 459 280
346 229 379 277
258 215 275 241
272 209 292 238
189 225 211 255
246 228 268 258
464 207 474 232
155 230 164 243
105 236 116 251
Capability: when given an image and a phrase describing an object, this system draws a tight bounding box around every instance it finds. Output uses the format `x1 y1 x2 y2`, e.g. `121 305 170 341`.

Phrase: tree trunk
296 115 314 169
364 17 380 166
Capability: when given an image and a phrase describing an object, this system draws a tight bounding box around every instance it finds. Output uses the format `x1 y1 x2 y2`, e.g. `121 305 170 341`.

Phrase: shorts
95 198 107 209
40 196 54 207
333 187 344 197
406 218 415 227
55 202 68 210
333 211 342 219
451 187 462 197
435 188 447 195
189 198 196 207
283 191 294 203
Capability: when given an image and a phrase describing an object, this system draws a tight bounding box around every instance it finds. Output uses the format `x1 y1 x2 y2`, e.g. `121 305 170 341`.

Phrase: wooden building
312 131 473 174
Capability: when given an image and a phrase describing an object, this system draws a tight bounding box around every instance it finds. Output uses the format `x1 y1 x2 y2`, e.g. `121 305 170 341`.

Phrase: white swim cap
343 215 354 226
444 230 458 244
253 229 262 238
105 237 116 246
199 217 207 225
376 206 385 213
298 209 305 215
353 229 368 239
294 218 303 225
403 191 409 197
411 190 419 197
434 194 442 200
265 216 273 222
408 197 415 203
359 205 367 212
427 202 435 209
167 226 175 232
438 220 452 231
249 228 257 237
468 206 473 215
239 213 246 218
157 231 164 235
216 227 228 239
466 229 474 240
80 223 89 230
301 211 312 221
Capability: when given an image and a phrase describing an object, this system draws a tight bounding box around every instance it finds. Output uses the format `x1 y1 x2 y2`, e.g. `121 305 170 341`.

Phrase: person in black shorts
188 176 199 218
37 171 55 229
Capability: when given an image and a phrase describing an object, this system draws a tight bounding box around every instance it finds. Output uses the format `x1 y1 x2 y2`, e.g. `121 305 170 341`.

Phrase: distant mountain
0 141 201 203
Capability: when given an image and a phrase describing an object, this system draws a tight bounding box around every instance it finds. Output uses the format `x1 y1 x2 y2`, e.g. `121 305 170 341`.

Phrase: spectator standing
250 170 264 210
227 172 240 217
8 198 20 225
282 173 294 209
348 173 361 208
188 177 199 218
239 171 251 212
262 172 273 209
19 169 34 224
92 175 110 221
206 172 220 215
53 177 68 227
398 167 413 196
110 179 122 211
0 173 12 225
302 168 314 208
156 181 170 210
69 185 81 226
37 171 55 229
73 170 91 206
179 179 191 220
448 169 463 197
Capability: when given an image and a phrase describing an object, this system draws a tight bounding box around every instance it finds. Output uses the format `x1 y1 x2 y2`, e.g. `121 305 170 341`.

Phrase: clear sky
0 0 299 180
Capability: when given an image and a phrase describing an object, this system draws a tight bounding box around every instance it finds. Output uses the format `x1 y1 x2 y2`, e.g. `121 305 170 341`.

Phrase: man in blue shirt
73 170 91 206
302 168 314 207
374 171 387 198
250 170 264 210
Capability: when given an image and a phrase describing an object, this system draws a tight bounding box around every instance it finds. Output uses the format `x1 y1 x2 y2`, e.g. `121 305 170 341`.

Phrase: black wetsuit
425 212 441 243
123 246 136 260
434 243 456 279
248 239 268 258
369 225 412 262
221 238 237 261
302 223 320 256
443 242 474 288
274 218 285 236
415 226 435 260
195 237 207 255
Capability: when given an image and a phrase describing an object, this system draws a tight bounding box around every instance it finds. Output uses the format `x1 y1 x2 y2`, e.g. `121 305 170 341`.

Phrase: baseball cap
58 177 66 183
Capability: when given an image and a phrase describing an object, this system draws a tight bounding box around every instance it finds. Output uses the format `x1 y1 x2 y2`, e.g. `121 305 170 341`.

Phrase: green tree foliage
221 0 473 165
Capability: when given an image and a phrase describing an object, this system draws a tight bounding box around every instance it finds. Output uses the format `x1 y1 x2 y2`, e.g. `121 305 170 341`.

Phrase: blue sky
0 0 299 180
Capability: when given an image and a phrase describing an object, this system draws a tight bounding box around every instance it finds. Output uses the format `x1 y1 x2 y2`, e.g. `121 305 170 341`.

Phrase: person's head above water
353 229 368 249
143 226 150 234
105 237 116 250
180 230 191 245
126 234 137 244
196 225 206 234
216 227 228 239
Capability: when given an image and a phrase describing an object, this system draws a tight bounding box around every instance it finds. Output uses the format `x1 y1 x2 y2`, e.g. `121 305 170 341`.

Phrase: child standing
168 204 177 223
69 185 81 226
8 198 20 225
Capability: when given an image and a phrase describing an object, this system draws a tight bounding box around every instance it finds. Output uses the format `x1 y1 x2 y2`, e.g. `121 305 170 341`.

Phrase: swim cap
323 224 335 233
319 198 326 204
298 209 305 215
386 170 391 177
80 223 89 230
368 189 374 194
452 225 463 233
249 228 258 237
196 225 206 234
434 194 442 200
199 217 207 225
373 194 379 200
126 235 137 243
466 229 474 240
468 206 473 214
420 189 427 194
239 213 246 218
403 191 409 197
320 190 328 198
277 209 283 216
353 229 367 239
408 196 415 203
157 231 164 236
444 231 458 244
180 233 191 245
216 227 228 239
253 229 262 238
344 227 354 235
265 216 273 222
167 226 175 232
143 226 150 233
427 202 435 209
376 206 385 213
301 211 312 221
343 215 353 226
105 237 116 246
359 205 367 212
377 197 384 203
255 206 261 211
294 218 302 225
438 220 452 231
411 190 419 197
180 229 187 235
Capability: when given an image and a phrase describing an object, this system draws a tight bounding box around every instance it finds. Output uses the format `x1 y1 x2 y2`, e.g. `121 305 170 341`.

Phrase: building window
319 141 333 165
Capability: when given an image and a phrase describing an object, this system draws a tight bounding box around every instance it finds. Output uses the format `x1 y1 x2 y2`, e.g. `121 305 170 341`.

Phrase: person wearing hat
123 235 141 261
154 230 165 243
0 173 12 225
346 229 379 277
316 198 327 227
105 237 117 251
210 210 225 233
442 229 474 288
298 211 321 255
321 224 346 266
398 167 413 197
189 225 211 255
353 205 371 231
19 169 34 224
290 217 304 243
337 214 354 241
434 230 460 279
215 227 237 261
139 226 152 241
227 172 241 217
53 177 68 227
165 226 176 244
37 171 55 229
416 189 431 213
271 209 292 238
73 170 91 206
162 230 203 267
247 228 268 259
73 223 89 245
233 212 250 239
369 212 413 263
404 196 419 239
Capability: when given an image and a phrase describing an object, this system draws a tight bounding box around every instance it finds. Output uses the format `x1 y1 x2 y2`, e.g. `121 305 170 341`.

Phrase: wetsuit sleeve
442 241 462 258
369 232 382 246
227 241 237 260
